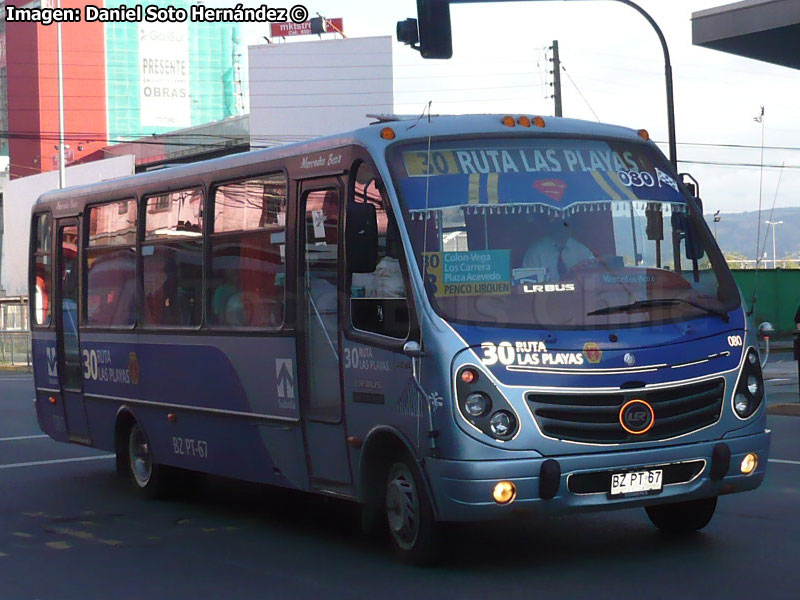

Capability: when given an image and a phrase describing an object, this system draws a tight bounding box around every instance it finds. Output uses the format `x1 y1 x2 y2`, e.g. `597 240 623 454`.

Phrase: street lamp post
765 220 783 268
400 0 678 169
56 0 66 188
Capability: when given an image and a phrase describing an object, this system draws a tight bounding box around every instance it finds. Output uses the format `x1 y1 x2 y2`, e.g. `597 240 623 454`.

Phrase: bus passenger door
297 180 352 486
56 220 90 443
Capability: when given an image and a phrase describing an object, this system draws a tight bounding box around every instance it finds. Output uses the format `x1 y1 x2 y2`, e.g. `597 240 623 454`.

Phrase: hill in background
704 207 800 261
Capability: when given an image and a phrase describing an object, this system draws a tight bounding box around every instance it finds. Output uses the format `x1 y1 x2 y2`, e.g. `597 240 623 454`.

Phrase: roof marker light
637 129 650 141
380 127 396 140
532 116 546 128
517 116 531 127
501 116 516 127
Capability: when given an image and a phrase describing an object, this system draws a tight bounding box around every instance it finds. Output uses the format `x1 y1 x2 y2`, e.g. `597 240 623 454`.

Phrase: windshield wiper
587 298 730 322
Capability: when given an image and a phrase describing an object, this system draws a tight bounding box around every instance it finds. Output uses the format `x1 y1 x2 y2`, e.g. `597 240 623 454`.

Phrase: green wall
732 270 800 334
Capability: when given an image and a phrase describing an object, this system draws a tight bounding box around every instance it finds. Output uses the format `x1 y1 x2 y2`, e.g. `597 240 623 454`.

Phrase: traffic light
397 0 453 59
310 17 325 34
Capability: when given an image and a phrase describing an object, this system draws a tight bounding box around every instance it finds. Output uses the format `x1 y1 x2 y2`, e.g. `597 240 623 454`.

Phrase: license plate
610 469 663 496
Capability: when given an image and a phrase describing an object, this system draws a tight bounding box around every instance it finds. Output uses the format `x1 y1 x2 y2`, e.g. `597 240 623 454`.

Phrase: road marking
767 378 791 382
769 458 800 466
46 541 72 550
0 434 49 442
0 455 114 470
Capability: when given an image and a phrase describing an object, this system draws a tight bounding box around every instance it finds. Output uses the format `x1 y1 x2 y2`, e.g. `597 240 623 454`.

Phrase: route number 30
82 349 99 380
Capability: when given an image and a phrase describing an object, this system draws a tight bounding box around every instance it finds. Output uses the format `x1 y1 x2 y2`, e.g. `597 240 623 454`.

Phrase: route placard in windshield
389 137 739 329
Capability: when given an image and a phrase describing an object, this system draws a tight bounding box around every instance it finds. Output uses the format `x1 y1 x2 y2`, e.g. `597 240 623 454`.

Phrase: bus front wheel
645 496 718 533
385 458 439 564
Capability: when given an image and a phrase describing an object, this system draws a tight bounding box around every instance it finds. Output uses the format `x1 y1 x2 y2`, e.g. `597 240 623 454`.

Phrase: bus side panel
83 397 299 487
31 333 69 442
78 334 307 488
341 339 421 478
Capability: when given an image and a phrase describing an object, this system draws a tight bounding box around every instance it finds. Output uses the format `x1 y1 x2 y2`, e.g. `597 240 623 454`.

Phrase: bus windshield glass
389 136 739 329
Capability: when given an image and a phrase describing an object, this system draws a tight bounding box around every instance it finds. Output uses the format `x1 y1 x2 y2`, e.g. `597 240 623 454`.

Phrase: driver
522 214 593 281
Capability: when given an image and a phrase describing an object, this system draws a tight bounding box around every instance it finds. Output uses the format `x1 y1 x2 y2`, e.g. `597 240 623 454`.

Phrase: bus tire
385 457 439 564
126 422 171 499
645 496 717 533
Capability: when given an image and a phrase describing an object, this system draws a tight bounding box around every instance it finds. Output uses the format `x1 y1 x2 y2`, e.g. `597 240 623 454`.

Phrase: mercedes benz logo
623 352 636 366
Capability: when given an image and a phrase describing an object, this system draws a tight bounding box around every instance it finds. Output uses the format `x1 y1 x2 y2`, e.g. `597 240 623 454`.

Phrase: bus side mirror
397 0 452 59
680 172 704 215
685 229 705 262
671 211 705 261
346 201 378 273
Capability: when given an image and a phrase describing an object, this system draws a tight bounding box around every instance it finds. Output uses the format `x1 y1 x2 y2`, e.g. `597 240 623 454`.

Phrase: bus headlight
733 348 764 419
464 393 491 417
456 366 519 442
747 375 759 396
489 411 516 439
734 393 750 417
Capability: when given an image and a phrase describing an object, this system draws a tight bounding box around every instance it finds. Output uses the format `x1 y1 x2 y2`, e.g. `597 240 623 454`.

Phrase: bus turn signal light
380 127 396 140
493 481 517 504
460 369 477 384
49 396 56 405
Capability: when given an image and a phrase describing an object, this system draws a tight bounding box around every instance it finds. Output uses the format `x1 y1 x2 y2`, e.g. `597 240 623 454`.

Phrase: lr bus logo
619 399 655 435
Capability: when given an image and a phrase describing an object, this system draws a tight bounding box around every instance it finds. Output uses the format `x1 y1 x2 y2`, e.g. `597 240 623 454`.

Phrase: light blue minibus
31 114 769 562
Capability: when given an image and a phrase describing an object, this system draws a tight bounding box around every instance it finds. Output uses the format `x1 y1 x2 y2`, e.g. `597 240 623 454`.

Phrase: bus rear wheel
126 422 170 499
645 496 718 533
385 458 438 564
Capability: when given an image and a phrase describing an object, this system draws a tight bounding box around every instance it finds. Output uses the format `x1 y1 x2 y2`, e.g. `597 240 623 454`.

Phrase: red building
5 0 108 179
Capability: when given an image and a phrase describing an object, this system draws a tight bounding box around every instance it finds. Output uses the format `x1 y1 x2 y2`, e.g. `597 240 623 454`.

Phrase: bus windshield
389 136 740 329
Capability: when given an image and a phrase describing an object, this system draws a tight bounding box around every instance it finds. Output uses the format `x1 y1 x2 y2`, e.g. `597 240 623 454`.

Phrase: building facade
3 0 244 179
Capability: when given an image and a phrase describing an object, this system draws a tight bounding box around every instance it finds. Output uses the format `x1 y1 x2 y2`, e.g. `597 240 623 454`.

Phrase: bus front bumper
424 430 770 522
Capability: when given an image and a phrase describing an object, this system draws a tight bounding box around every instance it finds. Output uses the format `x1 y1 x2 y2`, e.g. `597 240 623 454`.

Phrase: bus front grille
525 378 725 444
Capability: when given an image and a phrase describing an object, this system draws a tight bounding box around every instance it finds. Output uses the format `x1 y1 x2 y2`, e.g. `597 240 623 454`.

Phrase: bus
30 114 770 563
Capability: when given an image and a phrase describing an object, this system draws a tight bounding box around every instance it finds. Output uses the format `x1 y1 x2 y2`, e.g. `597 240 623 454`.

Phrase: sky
235 0 800 216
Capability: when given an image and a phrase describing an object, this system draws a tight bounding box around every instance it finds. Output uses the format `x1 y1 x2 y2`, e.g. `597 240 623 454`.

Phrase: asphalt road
1 357 798 600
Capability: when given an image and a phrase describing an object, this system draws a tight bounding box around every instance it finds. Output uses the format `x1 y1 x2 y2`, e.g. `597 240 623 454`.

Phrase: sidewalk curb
0 366 32 374
767 404 800 417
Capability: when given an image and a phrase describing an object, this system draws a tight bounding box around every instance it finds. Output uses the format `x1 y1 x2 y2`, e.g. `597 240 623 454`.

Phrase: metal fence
0 330 31 368
0 298 32 368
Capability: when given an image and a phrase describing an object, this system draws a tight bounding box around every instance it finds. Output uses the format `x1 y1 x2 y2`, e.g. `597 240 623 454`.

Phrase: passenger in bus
212 267 244 326
522 214 593 281
371 217 405 298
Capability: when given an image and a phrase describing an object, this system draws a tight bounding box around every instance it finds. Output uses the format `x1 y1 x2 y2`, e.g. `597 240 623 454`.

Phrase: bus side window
32 213 53 327
85 199 137 327
143 188 204 327
348 162 410 340
209 174 287 329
